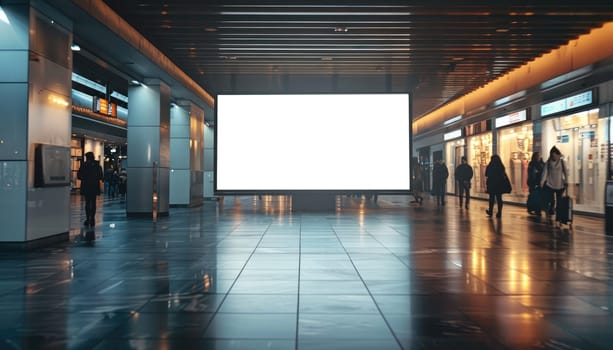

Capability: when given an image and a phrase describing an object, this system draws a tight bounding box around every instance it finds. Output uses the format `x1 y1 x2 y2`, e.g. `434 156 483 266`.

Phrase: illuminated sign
541 90 593 117
495 110 527 128
443 115 462 126
94 97 109 115
92 97 118 117
443 129 463 141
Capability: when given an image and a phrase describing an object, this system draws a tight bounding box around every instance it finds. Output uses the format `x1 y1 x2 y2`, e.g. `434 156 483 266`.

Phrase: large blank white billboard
216 94 411 192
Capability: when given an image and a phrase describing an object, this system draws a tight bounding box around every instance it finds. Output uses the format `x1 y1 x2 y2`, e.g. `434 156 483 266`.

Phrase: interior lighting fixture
49 95 70 107
0 6 10 24
334 26 348 32
70 43 81 51
130 80 141 86
443 115 462 125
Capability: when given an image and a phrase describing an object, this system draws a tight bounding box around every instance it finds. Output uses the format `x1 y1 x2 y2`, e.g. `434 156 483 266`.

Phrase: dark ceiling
101 0 613 118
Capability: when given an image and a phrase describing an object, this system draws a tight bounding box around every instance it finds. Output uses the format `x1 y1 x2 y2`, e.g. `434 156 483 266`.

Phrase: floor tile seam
446 306 525 350
348 228 413 271
328 225 405 350
27 271 119 298
459 306 605 350
529 319 609 350
184 221 274 336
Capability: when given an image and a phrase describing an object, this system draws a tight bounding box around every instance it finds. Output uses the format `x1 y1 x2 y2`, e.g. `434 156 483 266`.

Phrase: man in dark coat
78 152 103 227
455 156 474 209
432 159 449 206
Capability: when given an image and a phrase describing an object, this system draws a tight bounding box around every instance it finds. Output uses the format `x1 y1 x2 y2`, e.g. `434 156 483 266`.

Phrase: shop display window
466 133 492 198
70 138 82 191
497 123 533 199
445 139 465 194
542 108 606 213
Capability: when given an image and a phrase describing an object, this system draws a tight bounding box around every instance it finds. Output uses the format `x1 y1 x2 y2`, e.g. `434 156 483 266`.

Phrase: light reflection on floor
0 194 611 350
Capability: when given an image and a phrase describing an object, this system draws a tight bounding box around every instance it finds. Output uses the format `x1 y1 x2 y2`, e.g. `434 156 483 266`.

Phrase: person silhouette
78 152 103 227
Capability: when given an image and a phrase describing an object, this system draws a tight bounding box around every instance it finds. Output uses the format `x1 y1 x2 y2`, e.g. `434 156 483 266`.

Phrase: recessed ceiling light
334 26 348 32
496 28 509 33
70 43 81 51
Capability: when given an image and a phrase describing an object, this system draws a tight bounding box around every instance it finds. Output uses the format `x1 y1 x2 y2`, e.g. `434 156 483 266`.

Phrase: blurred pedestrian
411 161 425 204
78 152 103 227
485 154 511 218
432 159 449 206
455 156 473 209
527 152 545 215
540 146 568 216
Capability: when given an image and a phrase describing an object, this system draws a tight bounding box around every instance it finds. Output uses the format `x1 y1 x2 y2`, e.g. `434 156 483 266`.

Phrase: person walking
103 165 114 197
455 156 473 209
78 152 103 227
527 152 545 215
119 169 128 198
411 161 425 204
485 154 510 218
432 159 449 206
540 146 568 216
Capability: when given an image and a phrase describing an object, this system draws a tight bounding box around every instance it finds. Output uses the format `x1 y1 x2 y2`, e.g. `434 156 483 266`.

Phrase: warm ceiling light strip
413 21 613 134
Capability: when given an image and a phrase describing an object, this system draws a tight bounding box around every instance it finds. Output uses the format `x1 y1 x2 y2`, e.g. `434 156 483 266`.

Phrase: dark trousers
435 187 446 205
84 194 97 223
458 183 470 207
544 185 564 214
488 193 503 215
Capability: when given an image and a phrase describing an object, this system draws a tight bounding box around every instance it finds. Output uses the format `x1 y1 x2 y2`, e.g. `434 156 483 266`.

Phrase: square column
170 101 204 207
126 79 171 217
0 3 72 246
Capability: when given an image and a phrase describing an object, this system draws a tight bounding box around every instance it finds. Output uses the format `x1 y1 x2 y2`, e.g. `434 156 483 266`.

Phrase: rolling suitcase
556 194 573 226
527 189 543 214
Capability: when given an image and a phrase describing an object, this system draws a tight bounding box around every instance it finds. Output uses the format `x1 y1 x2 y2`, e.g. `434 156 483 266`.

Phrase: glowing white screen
216 94 411 191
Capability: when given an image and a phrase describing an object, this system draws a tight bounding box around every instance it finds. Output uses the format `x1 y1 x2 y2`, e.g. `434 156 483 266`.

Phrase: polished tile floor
0 194 611 350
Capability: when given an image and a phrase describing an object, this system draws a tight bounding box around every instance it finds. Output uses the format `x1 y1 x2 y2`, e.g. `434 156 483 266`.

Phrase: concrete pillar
126 79 170 217
0 2 73 246
170 101 204 207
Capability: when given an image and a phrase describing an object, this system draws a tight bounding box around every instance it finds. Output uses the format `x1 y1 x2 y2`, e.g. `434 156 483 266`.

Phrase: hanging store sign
495 110 527 128
541 90 594 117
443 129 463 141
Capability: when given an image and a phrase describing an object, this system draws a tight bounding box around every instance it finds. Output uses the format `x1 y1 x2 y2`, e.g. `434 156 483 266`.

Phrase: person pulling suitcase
540 146 569 221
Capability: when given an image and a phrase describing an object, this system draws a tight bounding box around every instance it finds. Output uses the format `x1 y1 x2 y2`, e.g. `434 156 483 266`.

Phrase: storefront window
497 123 533 200
445 139 465 195
466 133 492 198
542 108 605 213
70 138 83 191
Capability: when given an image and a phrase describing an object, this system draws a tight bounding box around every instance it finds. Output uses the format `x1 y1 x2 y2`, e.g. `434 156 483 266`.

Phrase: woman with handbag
485 154 512 218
